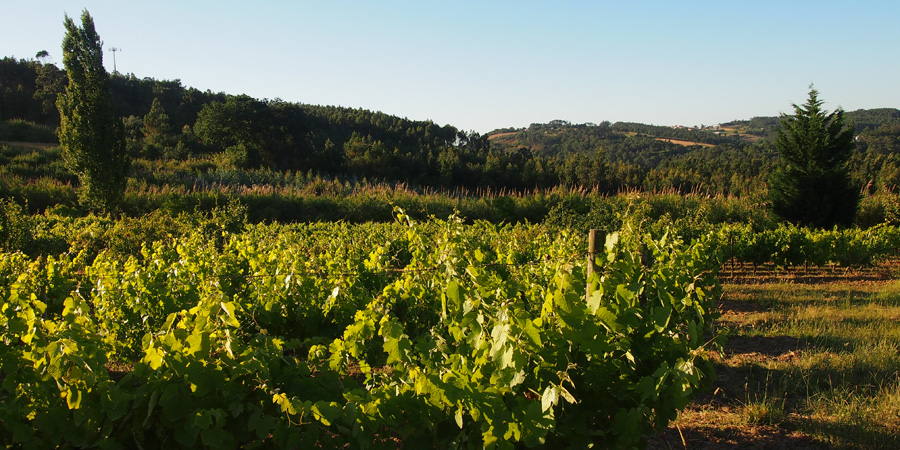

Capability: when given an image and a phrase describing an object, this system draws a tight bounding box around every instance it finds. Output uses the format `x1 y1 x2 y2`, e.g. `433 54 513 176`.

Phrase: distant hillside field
654 138 715 148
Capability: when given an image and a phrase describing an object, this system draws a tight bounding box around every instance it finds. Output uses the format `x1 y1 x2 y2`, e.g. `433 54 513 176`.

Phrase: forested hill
486 109 900 193
718 108 900 136
0 56 487 187
2 56 900 195
488 108 900 157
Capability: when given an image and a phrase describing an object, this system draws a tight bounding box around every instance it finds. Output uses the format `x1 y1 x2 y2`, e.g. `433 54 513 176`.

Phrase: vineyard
2 13 899 447
3 208 900 448
0 209 725 449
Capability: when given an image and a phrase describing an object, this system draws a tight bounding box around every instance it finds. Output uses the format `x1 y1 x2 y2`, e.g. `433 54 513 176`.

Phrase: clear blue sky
3 1 899 133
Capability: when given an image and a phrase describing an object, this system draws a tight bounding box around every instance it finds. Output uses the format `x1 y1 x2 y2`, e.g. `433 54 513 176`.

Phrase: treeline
490 108 900 195
488 120 773 194
0 56 66 125
721 108 900 192
727 108 900 135
1 57 613 191
3 56 900 195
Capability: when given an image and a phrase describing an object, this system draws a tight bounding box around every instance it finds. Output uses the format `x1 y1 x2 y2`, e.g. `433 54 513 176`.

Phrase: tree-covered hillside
1 57 607 191
2 56 900 195
487 108 900 194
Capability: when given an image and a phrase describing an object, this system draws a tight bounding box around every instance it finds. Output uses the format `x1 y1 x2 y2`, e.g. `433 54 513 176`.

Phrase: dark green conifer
769 87 857 227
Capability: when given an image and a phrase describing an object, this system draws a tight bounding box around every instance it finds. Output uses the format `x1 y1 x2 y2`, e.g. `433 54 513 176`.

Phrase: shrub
0 197 31 251
0 119 58 143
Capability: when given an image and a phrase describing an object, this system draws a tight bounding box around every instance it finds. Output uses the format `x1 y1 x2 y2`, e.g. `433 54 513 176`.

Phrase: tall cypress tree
57 10 129 212
769 87 858 228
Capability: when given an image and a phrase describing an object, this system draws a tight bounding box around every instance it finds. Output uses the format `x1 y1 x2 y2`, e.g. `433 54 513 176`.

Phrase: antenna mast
109 47 120 74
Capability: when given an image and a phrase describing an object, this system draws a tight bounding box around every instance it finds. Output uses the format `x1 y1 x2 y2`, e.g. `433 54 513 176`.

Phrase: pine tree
769 87 858 228
142 97 173 147
57 10 129 212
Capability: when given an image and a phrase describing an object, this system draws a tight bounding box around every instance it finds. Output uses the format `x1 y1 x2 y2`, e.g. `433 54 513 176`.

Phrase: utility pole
109 47 120 74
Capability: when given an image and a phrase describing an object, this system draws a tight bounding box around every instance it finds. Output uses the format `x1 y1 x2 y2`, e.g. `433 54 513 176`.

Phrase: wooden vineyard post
730 234 735 278
586 229 604 302
639 242 651 306
640 243 651 268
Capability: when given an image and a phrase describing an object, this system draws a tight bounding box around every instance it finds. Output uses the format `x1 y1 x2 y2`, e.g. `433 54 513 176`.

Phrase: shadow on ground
646 333 900 449
647 422 829 450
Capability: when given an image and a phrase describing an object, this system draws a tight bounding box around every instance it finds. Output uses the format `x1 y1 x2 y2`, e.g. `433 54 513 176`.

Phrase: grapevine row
1 212 720 448
708 223 900 270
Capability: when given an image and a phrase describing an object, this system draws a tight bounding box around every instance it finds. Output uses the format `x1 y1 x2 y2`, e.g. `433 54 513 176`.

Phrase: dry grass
654 138 716 148
648 270 900 449
0 140 56 150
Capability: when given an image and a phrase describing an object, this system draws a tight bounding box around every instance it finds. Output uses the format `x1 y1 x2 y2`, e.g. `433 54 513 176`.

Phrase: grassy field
649 267 900 449
654 138 716 148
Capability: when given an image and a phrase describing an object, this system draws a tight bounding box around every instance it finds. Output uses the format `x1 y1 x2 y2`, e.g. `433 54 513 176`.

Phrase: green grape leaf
66 387 83 410
541 385 559 412
522 319 542 348
7 316 27 335
219 302 241 328
381 318 412 365
185 332 210 357
312 401 343 426
595 306 620 332
144 347 165 370
586 289 603 314
248 412 276 439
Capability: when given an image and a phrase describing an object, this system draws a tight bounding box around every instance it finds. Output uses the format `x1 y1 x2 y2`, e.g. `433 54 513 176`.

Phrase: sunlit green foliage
0 212 721 448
